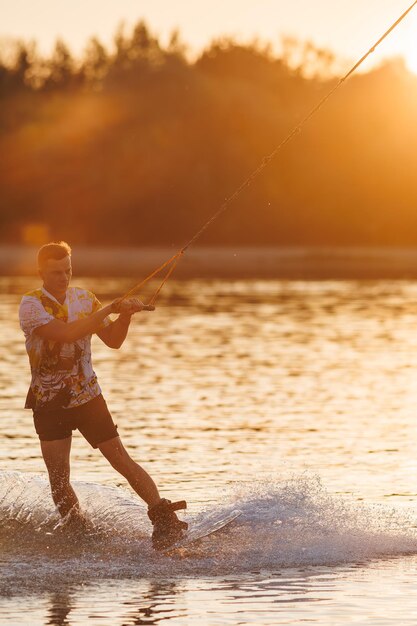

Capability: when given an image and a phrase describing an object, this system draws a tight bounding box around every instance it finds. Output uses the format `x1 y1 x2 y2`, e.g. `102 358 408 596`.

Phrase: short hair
37 241 72 269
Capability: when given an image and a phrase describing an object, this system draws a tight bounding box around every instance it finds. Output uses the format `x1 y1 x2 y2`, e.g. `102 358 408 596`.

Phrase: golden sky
1 0 417 72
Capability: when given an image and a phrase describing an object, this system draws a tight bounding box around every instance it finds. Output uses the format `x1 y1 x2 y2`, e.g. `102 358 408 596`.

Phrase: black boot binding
148 498 188 550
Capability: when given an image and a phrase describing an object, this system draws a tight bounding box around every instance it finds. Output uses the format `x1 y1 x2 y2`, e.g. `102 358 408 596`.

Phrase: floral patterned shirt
19 286 111 411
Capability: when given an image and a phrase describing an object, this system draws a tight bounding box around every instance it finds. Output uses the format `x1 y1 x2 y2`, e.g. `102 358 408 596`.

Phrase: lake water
2 276 417 625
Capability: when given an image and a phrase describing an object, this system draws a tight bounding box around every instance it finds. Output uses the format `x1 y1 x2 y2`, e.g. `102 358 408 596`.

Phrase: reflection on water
46 592 73 626
4 562 417 626
2 277 417 624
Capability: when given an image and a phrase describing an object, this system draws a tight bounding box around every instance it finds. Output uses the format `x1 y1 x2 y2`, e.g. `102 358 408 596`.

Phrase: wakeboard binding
148 498 188 550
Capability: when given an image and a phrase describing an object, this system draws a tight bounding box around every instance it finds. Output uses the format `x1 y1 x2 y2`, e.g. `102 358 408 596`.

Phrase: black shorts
33 394 118 448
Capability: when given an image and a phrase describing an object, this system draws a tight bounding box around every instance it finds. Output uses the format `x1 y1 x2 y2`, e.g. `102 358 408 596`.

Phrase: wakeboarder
19 241 187 549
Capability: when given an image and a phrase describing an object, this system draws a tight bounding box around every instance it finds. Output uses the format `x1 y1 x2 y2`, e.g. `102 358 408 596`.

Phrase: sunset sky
1 0 417 72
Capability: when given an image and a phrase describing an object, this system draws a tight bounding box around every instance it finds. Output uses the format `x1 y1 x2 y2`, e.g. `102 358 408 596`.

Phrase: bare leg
98 436 161 508
40 437 80 518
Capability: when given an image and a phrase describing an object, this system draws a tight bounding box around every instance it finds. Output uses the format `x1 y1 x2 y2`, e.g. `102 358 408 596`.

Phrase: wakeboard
166 509 242 551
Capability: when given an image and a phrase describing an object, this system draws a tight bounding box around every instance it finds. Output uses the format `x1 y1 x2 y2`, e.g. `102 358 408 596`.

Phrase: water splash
1 470 417 593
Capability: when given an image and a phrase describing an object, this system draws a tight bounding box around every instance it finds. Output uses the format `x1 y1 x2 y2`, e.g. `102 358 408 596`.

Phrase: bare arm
97 299 155 349
96 313 132 349
35 303 114 343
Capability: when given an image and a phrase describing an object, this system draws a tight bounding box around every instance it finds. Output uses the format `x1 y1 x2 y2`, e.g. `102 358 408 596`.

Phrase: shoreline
2 245 417 279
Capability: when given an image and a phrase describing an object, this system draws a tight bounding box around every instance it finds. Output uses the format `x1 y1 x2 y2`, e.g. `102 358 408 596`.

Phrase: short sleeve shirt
19 286 111 411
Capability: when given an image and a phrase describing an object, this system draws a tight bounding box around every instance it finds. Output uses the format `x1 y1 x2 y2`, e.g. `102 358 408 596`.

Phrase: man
19 241 187 549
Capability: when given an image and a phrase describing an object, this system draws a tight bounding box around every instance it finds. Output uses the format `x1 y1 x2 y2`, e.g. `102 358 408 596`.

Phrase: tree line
1 22 416 247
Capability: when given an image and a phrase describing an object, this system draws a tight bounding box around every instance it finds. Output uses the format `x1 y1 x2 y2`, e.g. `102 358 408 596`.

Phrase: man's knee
111 453 134 475
100 437 127 461
102 443 134 474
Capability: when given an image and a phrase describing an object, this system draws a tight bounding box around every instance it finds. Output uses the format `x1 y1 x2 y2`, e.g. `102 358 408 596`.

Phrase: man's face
39 255 72 297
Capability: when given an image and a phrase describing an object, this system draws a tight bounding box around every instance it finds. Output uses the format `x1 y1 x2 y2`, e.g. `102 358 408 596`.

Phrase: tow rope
121 0 417 306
